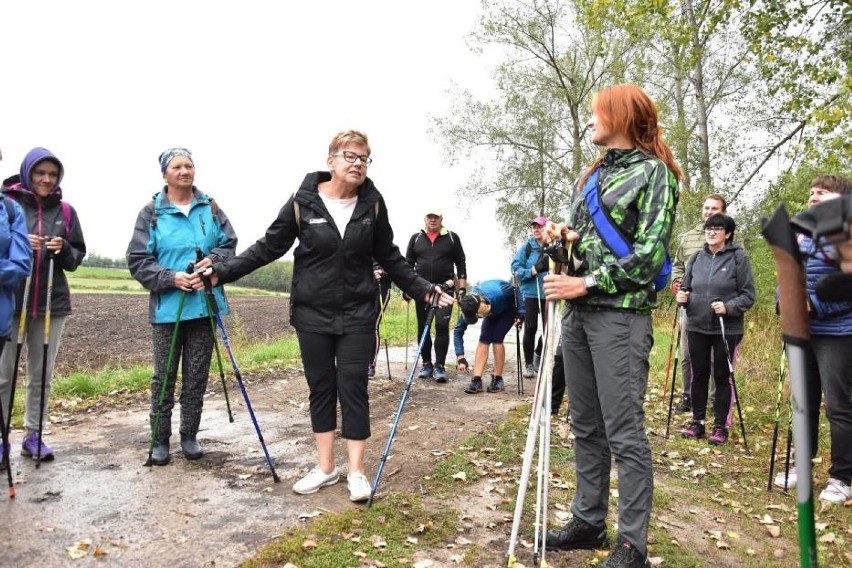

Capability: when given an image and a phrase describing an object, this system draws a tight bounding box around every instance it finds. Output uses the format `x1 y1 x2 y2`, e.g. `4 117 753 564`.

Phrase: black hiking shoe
602 540 649 567
418 362 434 379
464 377 483 394
545 517 609 551
675 394 692 413
486 375 505 393
434 363 447 383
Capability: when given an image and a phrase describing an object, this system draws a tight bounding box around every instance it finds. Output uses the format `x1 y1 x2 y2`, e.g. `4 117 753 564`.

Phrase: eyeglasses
333 150 372 166
704 227 725 234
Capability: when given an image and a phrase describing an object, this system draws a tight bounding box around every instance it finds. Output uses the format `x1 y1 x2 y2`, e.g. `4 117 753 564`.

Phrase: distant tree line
81 254 294 293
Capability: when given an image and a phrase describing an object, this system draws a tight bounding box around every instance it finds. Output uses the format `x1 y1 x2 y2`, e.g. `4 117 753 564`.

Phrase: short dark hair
811 174 852 195
704 213 736 242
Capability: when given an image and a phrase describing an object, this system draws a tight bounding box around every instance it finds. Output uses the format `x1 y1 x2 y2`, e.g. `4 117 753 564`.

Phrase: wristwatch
583 274 598 292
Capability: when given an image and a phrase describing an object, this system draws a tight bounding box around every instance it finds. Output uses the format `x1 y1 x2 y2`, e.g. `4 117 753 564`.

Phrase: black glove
534 254 549 274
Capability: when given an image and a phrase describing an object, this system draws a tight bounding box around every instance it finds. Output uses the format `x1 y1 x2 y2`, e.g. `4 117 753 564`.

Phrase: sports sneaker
773 470 797 489
486 375 505 393
708 426 728 445
434 363 447 383
603 540 649 567
532 352 541 370
675 394 692 414
523 364 536 378
293 465 340 495
545 516 609 551
21 431 54 461
367 364 376 379
418 362 434 379
347 471 372 502
464 377 483 394
679 421 705 439
818 477 852 504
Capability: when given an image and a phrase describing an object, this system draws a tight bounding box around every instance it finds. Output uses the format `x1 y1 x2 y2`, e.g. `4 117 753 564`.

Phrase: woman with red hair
544 84 680 567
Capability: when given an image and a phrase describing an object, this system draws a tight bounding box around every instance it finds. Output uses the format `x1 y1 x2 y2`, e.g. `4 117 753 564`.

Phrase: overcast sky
1 1 519 282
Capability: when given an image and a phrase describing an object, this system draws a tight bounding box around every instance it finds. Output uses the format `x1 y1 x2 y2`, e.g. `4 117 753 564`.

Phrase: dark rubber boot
181 435 203 460
151 439 170 466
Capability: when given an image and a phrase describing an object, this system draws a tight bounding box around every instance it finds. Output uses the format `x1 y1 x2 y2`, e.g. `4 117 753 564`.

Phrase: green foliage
82 253 128 268
232 260 293 293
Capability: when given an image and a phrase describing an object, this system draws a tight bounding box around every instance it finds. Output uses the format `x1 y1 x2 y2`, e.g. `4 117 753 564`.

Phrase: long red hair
581 84 682 184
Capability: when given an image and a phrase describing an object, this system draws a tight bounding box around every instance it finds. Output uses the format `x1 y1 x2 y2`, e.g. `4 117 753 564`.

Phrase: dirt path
1 294 522 566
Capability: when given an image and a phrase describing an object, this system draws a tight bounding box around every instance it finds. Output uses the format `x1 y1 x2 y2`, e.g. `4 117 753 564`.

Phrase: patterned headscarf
158 147 193 174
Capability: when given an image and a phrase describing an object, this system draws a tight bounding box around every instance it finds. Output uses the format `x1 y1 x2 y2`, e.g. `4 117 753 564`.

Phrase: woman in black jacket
676 213 755 445
205 130 452 502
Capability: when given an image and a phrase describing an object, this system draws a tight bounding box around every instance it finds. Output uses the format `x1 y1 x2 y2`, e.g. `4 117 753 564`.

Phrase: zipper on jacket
199 214 207 236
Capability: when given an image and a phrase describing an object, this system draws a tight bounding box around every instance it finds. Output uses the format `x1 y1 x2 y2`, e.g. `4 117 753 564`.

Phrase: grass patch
66 266 282 296
244 493 458 568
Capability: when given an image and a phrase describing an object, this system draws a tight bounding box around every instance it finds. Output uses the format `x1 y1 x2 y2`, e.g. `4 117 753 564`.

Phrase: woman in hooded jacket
0 147 87 461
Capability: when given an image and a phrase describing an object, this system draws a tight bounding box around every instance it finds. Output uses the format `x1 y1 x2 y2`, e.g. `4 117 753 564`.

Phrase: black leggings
523 297 546 364
686 331 741 429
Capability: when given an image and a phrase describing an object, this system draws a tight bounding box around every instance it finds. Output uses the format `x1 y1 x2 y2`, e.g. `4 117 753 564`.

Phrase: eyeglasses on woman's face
333 150 372 166
704 226 725 235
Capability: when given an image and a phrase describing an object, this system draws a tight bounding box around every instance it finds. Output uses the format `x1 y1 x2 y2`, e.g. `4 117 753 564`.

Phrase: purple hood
18 147 64 191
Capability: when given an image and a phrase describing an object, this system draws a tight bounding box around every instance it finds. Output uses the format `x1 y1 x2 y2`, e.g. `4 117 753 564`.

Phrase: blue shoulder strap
582 168 631 257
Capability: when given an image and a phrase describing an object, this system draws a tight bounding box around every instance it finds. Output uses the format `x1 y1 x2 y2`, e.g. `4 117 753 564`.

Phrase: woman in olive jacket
676 213 755 446
206 130 453 502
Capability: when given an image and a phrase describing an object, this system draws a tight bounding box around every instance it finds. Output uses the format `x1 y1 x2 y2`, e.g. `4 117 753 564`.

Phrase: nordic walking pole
507 242 567 567
0 341 13 497
512 273 523 396
661 303 680 399
368 283 448 507
664 305 684 439
3 273 32 495
145 288 186 467
35 254 55 468
204 274 279 482
196 248 233 423
715 301 750 455
404 299 410 372
376 279 392 380
761 204 817 567
767 342 788 491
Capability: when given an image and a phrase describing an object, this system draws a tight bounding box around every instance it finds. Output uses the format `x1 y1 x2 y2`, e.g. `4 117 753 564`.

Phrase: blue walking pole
203 274 280 483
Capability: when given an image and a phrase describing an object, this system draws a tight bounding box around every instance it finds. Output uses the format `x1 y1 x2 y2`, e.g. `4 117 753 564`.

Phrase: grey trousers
0 315 68 432
150 318 214 440
562 307 653 556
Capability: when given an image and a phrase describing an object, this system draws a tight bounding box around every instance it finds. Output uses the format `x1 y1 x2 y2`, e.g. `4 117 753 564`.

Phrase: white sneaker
347 471 372 502
773 470 797 489
818 477 852 504
292 466 339 495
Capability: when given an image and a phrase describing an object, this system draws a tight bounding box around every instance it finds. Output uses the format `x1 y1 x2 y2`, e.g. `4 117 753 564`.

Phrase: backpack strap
60 201 73 236
582 168 631 257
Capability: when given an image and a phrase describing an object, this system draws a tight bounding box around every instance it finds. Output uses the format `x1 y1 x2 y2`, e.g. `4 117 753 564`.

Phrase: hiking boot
293 465 340 495
679 421 705 439
347 471 371 502
603 540 649 567
486 375 505 393
774 470 797 490
818 477 852 504
434 363 447 383
21 431 54 461
675 395 692 414
418 362 434 379
523 364 536 378
545 516 609 551
151 440 170 466
367 364 376 379
464 377 483 394
708 426 728 445
180 435 204 460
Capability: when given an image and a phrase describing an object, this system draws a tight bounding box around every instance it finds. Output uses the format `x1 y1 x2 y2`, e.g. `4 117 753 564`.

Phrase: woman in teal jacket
127 148 237 465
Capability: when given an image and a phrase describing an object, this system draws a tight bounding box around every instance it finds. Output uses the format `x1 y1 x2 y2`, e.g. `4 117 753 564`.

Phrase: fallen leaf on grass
716 540 730 549
413 560 434 568
92 547 108 557
301 539 318 550
298 510 323 520
451 471 467 481
766 525 781 538
66 540 92 559
371 534 388 548
406 536 419 545
818 532 836 544
648 556 664 566
454 536 472 545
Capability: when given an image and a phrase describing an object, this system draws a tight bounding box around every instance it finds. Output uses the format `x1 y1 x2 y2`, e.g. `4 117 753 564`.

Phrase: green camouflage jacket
567 149 679 314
